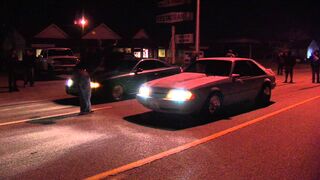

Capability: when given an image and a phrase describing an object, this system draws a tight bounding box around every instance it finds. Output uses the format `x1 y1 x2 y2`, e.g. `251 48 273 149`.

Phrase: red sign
156 12 193 24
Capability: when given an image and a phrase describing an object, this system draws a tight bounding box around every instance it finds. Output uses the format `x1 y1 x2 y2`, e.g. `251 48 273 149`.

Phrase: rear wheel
256 84 271 106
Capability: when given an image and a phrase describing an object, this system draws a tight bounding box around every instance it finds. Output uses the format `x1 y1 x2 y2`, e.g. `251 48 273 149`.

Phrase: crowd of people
6 48 36 92
276 49 320 83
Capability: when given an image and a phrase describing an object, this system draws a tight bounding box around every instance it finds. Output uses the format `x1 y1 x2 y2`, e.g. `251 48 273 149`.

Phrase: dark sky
1 0 319 42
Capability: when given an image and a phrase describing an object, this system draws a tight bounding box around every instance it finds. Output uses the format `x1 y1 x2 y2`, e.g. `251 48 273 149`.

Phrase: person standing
7 49 19 92
283 51 296 83
23 48 36 87
74 63 93 115
309 50 320 83
276 51 285 75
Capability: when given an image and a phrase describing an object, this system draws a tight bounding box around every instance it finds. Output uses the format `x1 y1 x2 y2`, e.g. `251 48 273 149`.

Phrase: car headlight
138 86 151 98
166 89 194 102
90 82 100 89
66 79 73 87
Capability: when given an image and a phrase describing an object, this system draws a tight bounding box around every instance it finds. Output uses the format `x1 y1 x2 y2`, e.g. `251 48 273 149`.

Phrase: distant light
80 18 87 26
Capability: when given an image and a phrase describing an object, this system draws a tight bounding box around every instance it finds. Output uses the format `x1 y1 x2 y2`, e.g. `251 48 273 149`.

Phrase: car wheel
256 84 271 106
111 84 124 101
203 93 222 116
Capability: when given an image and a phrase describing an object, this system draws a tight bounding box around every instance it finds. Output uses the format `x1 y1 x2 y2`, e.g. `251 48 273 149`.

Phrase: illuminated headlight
138 86 151 98
166 89 193 102
90 82 100 89
66 79 73 87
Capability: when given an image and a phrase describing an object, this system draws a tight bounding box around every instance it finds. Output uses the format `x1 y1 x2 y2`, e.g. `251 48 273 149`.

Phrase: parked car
136 57 276 116
36 48 80 74
66 58 182 100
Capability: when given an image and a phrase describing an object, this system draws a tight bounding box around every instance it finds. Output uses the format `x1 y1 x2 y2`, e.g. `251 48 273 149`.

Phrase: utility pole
195 0 200 54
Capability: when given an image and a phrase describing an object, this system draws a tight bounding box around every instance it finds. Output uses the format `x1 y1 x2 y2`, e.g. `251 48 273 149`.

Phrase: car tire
111 84 125 101
256 84 271 106
202 92 223 117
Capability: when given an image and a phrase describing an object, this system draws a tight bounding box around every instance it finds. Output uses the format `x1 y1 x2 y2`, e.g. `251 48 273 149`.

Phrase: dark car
137 57 276 116
66 58 182 100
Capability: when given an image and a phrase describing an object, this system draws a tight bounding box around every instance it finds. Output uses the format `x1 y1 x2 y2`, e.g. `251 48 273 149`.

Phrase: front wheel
111 84 124 101
202 93 222 117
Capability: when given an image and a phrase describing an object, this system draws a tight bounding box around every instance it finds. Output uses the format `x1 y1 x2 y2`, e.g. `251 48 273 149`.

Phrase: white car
37 48 79 73
137 57 276 116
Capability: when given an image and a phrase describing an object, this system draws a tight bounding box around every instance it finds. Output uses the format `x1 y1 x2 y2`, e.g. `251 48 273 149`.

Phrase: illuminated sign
175 33 194 44
156 12 193 24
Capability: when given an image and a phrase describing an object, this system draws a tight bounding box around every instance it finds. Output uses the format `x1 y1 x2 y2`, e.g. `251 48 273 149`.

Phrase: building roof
34 24 69 39
82 23 122 40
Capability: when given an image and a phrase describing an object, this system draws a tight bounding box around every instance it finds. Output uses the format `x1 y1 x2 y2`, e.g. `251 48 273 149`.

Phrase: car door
246 60 268 98
229 60 255 102
126 60 159 94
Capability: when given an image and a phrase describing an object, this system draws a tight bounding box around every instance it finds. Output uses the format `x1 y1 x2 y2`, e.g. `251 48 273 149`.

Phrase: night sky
1 0 319 42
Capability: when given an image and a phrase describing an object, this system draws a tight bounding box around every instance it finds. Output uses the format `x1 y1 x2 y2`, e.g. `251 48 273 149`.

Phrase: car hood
146 72 229 90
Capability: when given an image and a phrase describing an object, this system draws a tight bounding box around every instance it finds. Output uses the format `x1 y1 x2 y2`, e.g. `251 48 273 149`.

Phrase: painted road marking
85 95 320 180
0 106 112 127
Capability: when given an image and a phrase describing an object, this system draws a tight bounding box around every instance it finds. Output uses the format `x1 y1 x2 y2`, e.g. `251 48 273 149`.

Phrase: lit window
134 51 141 58
158 49 166 58
143 48 149 58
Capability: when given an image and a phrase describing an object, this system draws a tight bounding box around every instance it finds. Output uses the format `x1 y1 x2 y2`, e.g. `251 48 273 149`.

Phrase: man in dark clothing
23 49 36 87
73 63 93 115
7 49 19 92
283 51 296 83
309 50 320 83
276 51 285 75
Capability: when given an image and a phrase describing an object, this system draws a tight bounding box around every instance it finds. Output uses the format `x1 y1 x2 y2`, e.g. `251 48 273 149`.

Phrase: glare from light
90 82 100 89
166 89 193 102
66 79 73 87
137 86 151 98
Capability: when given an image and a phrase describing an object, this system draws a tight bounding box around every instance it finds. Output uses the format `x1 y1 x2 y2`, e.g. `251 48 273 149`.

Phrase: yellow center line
85 95 320 180
0 106 112 127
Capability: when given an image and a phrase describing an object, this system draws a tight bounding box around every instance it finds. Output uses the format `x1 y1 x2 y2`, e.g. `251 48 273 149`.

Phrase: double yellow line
85 95 320 180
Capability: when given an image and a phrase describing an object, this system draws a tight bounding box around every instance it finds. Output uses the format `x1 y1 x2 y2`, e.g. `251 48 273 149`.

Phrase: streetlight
74 16 88 34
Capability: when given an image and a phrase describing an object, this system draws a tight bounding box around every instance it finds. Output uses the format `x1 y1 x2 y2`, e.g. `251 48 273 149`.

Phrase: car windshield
48 49 73 56
95 60 138 74
185 60 232 76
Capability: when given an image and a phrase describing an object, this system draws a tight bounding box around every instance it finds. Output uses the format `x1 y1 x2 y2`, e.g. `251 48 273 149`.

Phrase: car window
185 60 231 76
247 61 266 76
233 61 252 76
136 60 161 70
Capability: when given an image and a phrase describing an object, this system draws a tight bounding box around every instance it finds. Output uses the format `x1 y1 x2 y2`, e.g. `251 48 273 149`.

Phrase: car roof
198 57 253 62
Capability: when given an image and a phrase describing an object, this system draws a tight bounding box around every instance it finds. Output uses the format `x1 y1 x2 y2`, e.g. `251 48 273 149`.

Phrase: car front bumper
136 95 201 114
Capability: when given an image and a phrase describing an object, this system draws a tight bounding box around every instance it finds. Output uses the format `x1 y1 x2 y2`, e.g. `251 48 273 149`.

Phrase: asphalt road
0 64 319 180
